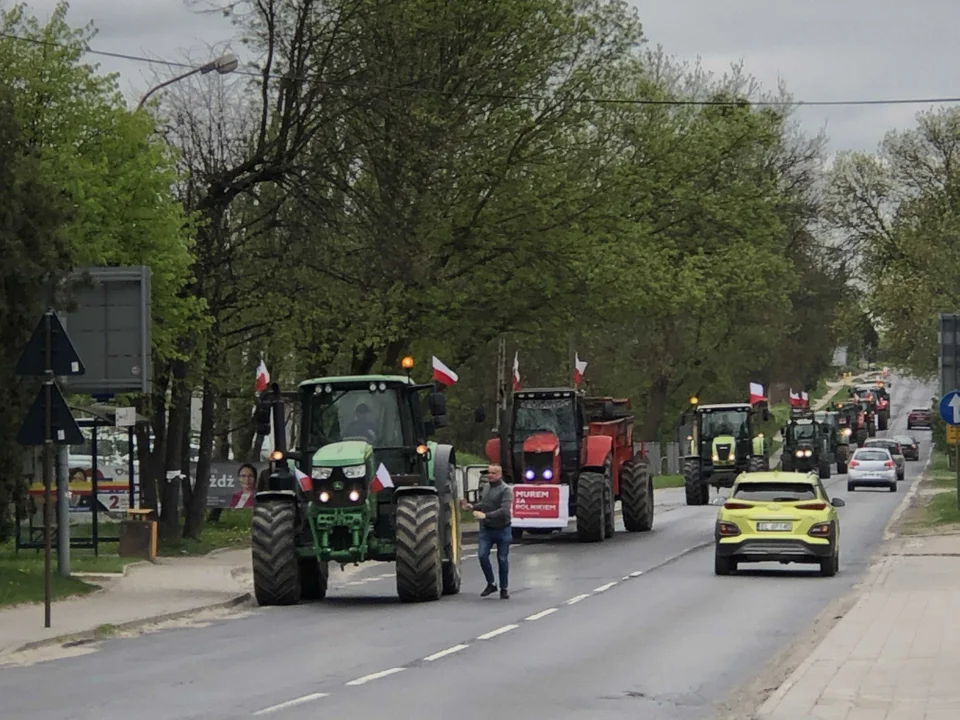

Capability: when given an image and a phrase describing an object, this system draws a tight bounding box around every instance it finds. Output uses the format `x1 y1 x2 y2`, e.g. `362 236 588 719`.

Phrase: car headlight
312 467 332 480
343 465 365 479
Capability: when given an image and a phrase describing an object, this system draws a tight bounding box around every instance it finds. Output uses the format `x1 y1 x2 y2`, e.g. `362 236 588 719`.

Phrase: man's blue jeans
478 525 511 590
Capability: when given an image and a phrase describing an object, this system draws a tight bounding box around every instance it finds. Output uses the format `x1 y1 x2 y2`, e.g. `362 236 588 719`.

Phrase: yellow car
714 470 844 577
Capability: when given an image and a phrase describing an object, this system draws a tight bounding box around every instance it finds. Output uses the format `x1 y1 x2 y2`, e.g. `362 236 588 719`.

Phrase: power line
3 30 960 108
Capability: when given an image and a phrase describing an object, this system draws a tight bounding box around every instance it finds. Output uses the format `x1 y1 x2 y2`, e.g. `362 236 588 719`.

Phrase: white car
847 447 897 492
863 438 906 481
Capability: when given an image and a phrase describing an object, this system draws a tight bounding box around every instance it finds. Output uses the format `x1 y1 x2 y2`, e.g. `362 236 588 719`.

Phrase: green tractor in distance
815 409 849 473
780 410 831 479
250 362 462 605
834 400 869 448
680 400 770 506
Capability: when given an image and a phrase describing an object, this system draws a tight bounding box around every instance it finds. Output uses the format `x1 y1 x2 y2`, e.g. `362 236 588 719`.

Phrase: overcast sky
14 0 960 154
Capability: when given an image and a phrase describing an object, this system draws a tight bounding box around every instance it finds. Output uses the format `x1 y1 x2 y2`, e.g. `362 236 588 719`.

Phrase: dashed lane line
424 644 470 661
252 693 328 715
565 593 591 605
593 581 618 593
345 667 406 686
477 624 520 640
525 608 558 621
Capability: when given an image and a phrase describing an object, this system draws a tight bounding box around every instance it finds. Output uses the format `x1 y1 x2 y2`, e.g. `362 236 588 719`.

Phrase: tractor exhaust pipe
270 383 287 454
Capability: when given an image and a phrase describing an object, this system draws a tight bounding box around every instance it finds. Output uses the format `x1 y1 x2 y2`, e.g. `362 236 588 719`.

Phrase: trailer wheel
395 494 443 603
251 501 301 606
575 471 606 542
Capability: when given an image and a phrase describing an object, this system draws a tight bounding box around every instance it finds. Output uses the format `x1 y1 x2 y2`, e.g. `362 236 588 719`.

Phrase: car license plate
757 522 791 532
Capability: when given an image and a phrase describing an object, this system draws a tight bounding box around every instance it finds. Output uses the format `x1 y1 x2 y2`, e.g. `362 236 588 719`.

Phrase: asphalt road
0 375 934 720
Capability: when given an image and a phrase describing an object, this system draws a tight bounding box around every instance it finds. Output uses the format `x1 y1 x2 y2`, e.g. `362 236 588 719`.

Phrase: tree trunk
638 374 671 442
183 378 216 539
158 360 190 540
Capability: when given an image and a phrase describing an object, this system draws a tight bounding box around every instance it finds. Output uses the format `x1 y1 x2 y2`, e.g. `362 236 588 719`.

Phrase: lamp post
136 52 239 111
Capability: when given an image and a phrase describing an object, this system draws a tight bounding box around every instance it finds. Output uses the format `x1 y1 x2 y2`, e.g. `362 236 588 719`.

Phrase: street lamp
136 52 240 111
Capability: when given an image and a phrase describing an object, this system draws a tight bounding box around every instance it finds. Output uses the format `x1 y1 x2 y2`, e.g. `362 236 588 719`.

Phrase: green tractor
780 410 831 479
680 401 770 506
250 365 462 605
815 409 849 473
834 400 868 448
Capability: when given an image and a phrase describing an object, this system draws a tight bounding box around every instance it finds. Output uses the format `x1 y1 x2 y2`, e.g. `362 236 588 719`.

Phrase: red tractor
479 388 654 543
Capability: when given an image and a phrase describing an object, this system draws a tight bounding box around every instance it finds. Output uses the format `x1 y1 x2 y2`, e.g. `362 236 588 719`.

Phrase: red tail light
848 460 859 468
796 502 827 510
884 460 894 468
723 501 753 510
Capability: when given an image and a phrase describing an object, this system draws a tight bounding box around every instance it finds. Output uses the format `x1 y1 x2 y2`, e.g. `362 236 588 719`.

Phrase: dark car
907 408 931 430
895 435 921 461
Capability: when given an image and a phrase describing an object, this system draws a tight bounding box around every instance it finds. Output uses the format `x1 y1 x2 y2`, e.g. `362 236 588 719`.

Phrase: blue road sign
939 390 960 426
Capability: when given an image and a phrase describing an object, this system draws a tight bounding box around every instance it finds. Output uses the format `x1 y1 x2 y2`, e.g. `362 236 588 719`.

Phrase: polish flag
431 356 458 386
749 382 765 404
370 463 395 493
294 467 311 493
512 352 521 391
789 390 803 408
255 359 270 392
573 353 588 385
801 391 809 406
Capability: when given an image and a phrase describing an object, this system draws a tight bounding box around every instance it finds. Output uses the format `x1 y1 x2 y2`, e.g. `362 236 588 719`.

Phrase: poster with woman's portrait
201 462 266 509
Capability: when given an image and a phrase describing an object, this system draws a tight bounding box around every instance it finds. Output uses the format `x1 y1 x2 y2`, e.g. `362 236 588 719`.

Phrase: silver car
847 447 897 492
863 438 905 481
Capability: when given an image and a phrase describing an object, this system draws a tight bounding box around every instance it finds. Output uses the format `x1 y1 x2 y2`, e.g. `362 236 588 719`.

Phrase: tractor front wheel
782 453 795 472
441 494 462 596
251 501 302 606
395 494 444 603
620 458 654 532
576 471 606 542
818 459 831 480
683 459 708 506
299 558 329 601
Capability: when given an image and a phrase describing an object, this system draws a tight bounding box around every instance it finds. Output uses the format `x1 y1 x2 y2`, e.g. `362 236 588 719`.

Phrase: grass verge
897 450 960 535
159 509 252 556
654 474 684 489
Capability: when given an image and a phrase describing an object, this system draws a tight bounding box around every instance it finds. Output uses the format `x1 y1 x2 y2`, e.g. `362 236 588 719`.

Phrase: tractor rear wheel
620 458 654 532
683 459 708 506
251 501 301 606
604 474 616 539
395 494 444 603
878 412 888 431
576 471 606 542
298 558 329 601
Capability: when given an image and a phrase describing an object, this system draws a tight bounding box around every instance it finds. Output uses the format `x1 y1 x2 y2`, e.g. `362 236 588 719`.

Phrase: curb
882 448 935 541
5 593 252 658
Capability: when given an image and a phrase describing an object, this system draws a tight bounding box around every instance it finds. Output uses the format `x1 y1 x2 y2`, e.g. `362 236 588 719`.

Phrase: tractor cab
507 389 582 484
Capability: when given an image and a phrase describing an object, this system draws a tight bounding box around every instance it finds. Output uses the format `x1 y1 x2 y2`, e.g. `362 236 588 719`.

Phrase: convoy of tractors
246 359 899 606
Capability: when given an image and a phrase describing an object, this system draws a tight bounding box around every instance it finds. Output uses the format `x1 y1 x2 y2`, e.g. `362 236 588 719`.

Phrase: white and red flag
749 382 765 404
294 467 311 493
431 356 458 386
573 353 588 385
255 358 270 392
370 463 395 493
512 351 521 391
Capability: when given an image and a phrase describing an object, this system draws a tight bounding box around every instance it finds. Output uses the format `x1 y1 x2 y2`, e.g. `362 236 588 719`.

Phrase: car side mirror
474 407 486 423
831 497 846 508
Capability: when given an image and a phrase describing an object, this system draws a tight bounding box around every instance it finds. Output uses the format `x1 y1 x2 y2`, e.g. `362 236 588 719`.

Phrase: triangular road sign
17 383 84 446
15 311 85 377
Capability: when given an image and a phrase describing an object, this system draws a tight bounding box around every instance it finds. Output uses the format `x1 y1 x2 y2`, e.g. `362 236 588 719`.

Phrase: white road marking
424 644 470 661
252 693 328 715
621 575 631 581
477 624 519 640
593 582 617 593
345 668 405 686
378 573 394 579
565 593 590 605
525 608 558 621
629 570 643 577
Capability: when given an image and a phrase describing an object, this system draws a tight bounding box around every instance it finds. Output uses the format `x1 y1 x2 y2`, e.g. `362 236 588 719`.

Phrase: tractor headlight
312 467 332 480
543 468 554 480
348 489 361 502
712 454 719 461
524 469 535 480
804 449 812 457
318 491 331 503
795 450 803 457
842 428 852 437
342 465 365 479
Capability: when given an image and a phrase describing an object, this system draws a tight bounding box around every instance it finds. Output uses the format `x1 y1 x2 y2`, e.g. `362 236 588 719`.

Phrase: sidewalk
0 547 253 658
757 533 960 720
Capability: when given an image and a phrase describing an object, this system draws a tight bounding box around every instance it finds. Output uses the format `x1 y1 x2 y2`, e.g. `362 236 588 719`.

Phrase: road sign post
938 391 960 511
15 309 85 629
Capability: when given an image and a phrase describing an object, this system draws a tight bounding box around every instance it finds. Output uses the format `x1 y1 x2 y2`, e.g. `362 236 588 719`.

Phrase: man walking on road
462 464 512 599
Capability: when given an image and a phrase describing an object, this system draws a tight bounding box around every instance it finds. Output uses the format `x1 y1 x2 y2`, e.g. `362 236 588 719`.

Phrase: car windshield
894 436 915 446
732 481 817 502
855 449 889 462
700 410 749 439
514 398 577 443
307 387 404 449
